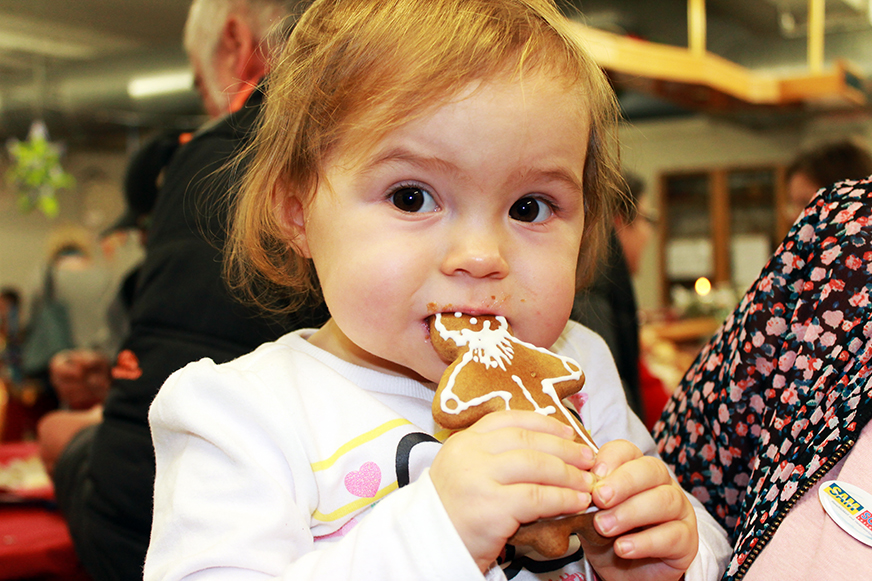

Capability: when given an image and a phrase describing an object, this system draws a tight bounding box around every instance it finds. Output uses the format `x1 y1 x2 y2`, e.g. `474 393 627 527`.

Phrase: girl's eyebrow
509 166 584 196
364 146 584 195
363 146 462 177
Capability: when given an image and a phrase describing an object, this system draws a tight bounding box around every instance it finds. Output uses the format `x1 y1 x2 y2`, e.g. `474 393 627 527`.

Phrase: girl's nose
441 227 509 279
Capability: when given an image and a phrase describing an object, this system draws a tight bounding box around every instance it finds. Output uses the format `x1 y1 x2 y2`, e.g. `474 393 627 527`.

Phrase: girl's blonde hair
227 0 623 314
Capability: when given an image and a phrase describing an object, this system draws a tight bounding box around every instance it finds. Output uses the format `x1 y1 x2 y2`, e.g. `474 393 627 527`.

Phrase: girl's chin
403 356 447 386
402 362 444 386
368 355 443 385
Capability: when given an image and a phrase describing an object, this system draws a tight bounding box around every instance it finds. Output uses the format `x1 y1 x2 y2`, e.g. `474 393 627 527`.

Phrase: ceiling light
127 71 193 99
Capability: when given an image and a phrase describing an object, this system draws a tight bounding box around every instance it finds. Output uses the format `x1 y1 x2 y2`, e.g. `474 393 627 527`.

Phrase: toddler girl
145 0 730 579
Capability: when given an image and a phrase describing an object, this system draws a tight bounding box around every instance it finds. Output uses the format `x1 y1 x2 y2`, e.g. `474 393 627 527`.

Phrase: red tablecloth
0 442 89 580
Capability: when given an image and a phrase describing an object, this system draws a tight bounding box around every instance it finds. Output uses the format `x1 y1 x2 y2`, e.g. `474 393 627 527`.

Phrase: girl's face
296 73 590 383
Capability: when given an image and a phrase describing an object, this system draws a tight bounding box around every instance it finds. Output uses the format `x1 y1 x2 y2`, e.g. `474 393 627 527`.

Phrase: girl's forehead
334 72 588 163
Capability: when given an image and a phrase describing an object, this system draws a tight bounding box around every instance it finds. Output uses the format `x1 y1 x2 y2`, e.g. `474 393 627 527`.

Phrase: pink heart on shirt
344 462 381 498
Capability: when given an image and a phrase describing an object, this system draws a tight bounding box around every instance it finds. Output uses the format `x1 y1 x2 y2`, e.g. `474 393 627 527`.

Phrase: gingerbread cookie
429 312 610 556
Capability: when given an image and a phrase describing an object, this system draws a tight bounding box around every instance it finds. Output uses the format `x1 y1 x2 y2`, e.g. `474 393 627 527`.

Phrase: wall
620 112 872 310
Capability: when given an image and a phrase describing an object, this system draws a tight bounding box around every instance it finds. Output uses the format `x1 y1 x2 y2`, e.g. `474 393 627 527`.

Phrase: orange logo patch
111 349 143 380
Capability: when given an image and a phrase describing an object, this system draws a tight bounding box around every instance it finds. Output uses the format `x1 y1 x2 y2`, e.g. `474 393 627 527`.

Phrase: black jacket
69 86 328 579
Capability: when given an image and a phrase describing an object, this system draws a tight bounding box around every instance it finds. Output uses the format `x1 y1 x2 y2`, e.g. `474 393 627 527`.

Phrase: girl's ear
273 185 311 258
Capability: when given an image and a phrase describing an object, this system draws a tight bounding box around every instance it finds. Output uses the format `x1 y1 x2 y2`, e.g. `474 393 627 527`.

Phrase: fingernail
596 483 614 504
617 538 634 556
580 445 596 462
578 492 591 506
593 463 608 478
595 512 616 534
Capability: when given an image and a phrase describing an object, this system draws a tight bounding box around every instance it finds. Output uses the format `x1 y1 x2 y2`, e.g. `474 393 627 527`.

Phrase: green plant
5 121 75 218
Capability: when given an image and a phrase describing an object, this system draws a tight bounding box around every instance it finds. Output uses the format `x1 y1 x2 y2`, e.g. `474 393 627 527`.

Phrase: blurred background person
37 129 181 469
37 2 325 580
46 129 182 416
571 171 669 429
7 226 129 441
786 138 872 217
0 288 24 426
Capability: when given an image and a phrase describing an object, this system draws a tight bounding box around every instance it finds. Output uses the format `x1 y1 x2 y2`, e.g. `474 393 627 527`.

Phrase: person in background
104 129 185 349
38 129 182 468
571 171 668 429
45 129 183 417
37 2 324 579
652 176 872 580
0 288 23 386
786 138 872 216
42 225 140 369
8 229 119 441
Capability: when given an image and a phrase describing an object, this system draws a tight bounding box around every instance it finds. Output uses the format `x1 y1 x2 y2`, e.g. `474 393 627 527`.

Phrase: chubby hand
582 440 698 581
429 410 596 572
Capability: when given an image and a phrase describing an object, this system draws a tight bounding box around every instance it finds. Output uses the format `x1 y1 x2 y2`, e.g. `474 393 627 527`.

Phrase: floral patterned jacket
652 177 872 581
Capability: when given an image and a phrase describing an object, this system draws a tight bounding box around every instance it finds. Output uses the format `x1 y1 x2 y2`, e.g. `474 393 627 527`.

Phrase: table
0 441 89 580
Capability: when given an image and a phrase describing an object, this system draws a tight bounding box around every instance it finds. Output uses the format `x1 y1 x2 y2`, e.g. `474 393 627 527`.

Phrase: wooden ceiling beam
571 21 867 111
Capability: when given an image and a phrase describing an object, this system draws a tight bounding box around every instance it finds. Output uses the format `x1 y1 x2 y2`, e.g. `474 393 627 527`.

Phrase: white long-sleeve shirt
145 322 730 580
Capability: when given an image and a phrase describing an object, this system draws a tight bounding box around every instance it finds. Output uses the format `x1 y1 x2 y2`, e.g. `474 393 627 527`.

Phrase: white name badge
819 480 872 547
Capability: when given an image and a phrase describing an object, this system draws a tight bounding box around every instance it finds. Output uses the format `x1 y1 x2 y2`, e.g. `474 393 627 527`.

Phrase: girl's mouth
424 301 509 343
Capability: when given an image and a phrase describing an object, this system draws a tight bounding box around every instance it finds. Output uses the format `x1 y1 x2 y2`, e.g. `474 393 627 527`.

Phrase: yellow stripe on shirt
312 481 399 522
310 418 412 472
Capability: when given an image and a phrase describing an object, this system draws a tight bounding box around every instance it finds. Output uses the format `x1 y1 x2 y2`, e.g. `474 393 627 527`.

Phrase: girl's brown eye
390 186 436 213
510 196 552 223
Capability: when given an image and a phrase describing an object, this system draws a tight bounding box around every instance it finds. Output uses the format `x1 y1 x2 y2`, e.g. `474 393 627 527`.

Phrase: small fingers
494 447 596 492
468 412 597 470
612 517 698 571
590 439 643 480
470 410 577 440
594 480 691 536
506 483 593 525
592 454 672 509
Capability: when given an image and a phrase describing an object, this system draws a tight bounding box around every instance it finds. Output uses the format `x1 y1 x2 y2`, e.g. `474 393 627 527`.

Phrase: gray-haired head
183 0 312 116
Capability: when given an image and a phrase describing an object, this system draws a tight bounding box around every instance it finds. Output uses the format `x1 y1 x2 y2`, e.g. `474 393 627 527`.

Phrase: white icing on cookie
433 312 597 450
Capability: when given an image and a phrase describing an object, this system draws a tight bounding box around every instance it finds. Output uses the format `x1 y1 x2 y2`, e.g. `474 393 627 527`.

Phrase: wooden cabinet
659 165 790 305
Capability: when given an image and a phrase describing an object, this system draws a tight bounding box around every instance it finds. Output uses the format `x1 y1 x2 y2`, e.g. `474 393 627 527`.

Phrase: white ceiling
1 0 871 144
0 0 195 144
0 0 188 83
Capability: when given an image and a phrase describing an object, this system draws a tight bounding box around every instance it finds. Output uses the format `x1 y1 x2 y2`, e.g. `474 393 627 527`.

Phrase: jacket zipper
733 402 872 580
